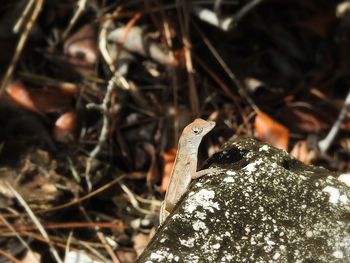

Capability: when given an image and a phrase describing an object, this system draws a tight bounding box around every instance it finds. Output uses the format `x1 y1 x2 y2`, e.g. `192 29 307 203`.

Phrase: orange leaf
5 81 37 113
53 111 78 142
254 111 289 150
6 81 72 115
160 147 177 192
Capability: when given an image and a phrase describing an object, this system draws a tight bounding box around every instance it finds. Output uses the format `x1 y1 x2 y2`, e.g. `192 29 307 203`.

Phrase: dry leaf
5 81 37 113
20 250 41 263
254 111 289 150
5 81 72 115
290 140 309 164
296 9 335 38
53 111 78 142
143 143 160 188
277 105 329 133
132 233 151 257
115 249 137 263
108 26 176 65
160 147 177 192
64 24 97 65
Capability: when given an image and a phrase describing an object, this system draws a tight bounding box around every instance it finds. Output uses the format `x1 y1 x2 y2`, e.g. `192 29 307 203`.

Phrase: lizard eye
192 127 203 134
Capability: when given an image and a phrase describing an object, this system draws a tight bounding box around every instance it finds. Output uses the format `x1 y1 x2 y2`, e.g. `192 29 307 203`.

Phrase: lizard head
180 118 216 146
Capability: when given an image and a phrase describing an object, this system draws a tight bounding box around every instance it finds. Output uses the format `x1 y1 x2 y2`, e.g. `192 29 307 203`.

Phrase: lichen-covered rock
136 138 350 263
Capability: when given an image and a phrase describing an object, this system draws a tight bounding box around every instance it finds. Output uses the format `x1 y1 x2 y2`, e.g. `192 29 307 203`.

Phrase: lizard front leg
192 167 224 179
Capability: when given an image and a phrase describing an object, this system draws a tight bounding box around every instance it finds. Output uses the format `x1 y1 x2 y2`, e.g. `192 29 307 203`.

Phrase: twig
0 250 22 263
177 0 200 114
78 239 111 262
62 0 88 39
99 10 119 73
85 77 118 191
79 207 120 263
63 231 73 263
318 90 350 153
192 0 264 31
228 0 264 27
119 183 155 215
193 22 260 113
1 0 43 92
0 214 34 255
1 175 126 219
7 183 63 263
13 0 35 33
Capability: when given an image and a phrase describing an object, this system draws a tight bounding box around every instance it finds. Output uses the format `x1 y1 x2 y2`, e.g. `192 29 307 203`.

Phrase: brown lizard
160 118 219 224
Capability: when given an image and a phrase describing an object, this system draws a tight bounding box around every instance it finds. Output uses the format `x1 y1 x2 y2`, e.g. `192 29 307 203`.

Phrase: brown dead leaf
277 105 330 133
290 140 309 164
254 111 289 150
64 24 97 65
116 249 137 263
132 232 151 257
108 26 177 65
143 143 160 188
5 81 37 113
5 81 72 115
160 147 177 192
291 140 317 165
53 111 79 142
296 9 336 38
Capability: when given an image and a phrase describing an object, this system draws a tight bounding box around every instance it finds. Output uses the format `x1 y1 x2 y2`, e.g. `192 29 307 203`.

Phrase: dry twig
85 77 118 190
318 90 350 153
7 183 63 263
1 0 43 91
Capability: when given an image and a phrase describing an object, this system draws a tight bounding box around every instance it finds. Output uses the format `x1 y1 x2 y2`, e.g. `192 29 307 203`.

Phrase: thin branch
7 183 63 263
119 183 155 215
62 0 88 39
193 22 260 113
85 77 117 190
1 0 43 92
192 0 264 31
318 90 350 153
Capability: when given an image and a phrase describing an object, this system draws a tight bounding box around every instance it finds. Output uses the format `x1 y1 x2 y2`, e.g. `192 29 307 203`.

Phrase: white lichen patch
339 194 349 204
185 189 220 214
192 220 209 234
150 249 179 262
212 243 221 249
223 176 235 183
194 210 207 220
332 250 343 259
338 173 350 187
259 145 270 152
221 253 234 261
322 186 340 204
243 159 264 174
248 177 255 183
273 252 281 260
179 237 196 248
226 170 236 176
271 162 278 168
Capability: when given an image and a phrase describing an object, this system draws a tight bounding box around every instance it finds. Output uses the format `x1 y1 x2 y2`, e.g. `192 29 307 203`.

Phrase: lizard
159 118 219 224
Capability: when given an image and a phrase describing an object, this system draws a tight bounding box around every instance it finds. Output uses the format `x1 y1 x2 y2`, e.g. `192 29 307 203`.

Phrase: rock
136 138 350 263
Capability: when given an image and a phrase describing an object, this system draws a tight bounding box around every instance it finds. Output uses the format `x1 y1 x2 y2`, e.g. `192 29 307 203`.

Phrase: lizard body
160 118 216 223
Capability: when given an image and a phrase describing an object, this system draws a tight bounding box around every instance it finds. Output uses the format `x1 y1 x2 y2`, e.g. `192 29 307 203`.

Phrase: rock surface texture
136 138 350 263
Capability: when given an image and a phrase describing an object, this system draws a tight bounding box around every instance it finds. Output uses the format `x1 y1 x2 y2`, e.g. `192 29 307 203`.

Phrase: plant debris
1 0 350 262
